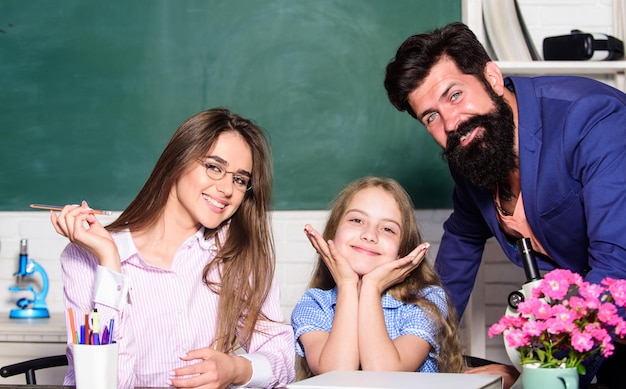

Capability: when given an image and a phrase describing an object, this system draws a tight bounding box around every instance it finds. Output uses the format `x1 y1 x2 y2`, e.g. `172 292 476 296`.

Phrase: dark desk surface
0 386 71 389
0 384 170 389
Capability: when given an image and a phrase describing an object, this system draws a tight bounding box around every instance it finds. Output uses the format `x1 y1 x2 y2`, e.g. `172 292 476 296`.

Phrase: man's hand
465 363 520 389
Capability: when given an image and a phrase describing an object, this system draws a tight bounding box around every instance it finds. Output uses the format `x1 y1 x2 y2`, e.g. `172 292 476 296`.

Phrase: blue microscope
9 239 50 319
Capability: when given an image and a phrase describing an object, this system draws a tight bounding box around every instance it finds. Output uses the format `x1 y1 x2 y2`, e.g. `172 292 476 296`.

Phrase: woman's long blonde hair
107 108 275 353
298 177 464 378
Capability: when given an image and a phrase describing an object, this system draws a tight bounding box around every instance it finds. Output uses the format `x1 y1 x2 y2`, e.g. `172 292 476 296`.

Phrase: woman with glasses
50 108 295 388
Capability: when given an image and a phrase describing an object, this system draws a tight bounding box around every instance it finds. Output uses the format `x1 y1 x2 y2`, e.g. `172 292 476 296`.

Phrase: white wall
0 209 518 363
0 210 454 322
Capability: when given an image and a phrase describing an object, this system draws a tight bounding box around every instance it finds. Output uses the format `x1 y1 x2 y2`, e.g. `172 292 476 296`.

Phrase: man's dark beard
441 92 517 193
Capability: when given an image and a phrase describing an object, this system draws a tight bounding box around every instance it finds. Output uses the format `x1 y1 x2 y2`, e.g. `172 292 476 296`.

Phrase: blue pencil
108 319 115 343
79 325 85 344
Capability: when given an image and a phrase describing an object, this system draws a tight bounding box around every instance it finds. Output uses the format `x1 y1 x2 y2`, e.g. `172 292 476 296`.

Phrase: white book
615 0 626 43
287 370 503 389
482 0 533 61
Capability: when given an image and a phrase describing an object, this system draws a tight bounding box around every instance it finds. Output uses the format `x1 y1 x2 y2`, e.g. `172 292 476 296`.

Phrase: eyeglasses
199 160 252 192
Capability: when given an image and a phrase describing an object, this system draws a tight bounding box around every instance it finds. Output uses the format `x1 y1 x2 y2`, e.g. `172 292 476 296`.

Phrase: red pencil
84 309 90 345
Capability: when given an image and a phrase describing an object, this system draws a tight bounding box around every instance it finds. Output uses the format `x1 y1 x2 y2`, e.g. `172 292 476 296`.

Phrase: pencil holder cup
72 342 119 389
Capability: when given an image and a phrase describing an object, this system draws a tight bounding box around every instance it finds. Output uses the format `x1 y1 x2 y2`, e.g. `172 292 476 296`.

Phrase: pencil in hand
29 204 113 215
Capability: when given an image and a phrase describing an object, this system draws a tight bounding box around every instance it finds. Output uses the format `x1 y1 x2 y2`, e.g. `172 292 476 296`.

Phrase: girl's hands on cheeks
50 200 120 271
304 224 358 286
169 347 251 389
362 242 430 294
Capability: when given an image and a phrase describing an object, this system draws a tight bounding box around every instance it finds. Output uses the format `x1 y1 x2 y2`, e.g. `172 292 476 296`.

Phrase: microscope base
9 308 50 319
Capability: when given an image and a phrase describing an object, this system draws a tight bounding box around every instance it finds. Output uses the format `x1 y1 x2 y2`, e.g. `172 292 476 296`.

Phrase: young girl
291 176 464 378
51 108 295 388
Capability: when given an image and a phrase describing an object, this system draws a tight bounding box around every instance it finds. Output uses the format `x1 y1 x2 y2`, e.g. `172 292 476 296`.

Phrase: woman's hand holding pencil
50 201 122 272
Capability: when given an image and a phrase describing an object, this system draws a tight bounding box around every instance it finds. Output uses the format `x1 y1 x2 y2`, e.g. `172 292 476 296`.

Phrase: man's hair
384 22 492 118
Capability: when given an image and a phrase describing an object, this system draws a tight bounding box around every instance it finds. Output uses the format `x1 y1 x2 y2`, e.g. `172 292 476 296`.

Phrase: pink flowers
488 269 626 374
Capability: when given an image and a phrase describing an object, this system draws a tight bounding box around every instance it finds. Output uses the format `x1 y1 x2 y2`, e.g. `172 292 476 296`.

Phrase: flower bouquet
488 269 626 375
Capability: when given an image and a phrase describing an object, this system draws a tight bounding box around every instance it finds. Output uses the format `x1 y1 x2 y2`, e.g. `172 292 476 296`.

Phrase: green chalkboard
0 1 460 211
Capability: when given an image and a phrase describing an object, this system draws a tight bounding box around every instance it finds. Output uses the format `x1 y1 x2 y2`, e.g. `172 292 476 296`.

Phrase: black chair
0 354 68 385
464 354 500 368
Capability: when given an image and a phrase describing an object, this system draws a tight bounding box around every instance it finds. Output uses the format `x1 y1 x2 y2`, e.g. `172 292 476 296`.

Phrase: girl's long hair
299 177 464 378
107 107 275 353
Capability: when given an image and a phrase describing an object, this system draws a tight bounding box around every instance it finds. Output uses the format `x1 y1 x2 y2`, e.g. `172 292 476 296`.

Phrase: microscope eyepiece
517 238 541 282
20 239 28 255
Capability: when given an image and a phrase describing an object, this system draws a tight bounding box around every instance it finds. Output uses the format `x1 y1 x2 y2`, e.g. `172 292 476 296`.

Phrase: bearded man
384 22 626 389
